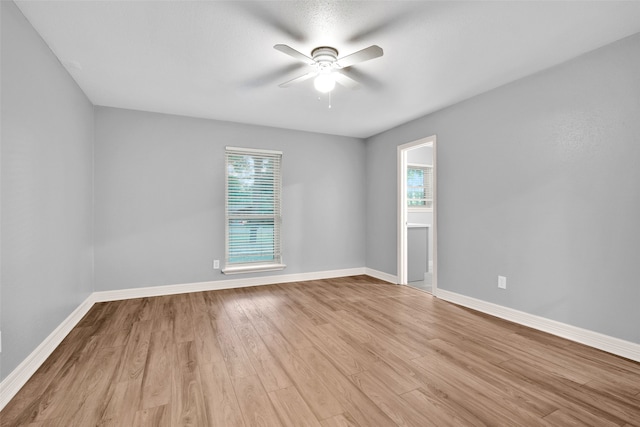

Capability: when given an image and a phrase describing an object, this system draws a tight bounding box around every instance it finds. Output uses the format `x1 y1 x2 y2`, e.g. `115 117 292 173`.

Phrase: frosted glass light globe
314 73 336 93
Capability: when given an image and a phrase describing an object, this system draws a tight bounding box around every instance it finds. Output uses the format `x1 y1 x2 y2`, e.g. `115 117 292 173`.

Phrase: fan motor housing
311 46 338 68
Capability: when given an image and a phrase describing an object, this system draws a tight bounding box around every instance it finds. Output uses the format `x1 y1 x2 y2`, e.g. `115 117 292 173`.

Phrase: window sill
222 263 287 275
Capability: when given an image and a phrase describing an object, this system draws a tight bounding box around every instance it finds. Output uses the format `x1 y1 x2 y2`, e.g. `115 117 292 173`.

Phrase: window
407 164 433 210
223 147 285 274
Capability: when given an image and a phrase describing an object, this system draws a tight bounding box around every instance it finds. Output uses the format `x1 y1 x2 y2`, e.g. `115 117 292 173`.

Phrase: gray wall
94 107 365 291
1 1 94 380
366 33 640 343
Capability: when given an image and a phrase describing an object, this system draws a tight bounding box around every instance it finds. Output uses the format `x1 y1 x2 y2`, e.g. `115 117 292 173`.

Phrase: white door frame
397 135 437 292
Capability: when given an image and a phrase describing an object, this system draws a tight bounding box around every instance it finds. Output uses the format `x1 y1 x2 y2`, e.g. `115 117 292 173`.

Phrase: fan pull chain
317 93 332 109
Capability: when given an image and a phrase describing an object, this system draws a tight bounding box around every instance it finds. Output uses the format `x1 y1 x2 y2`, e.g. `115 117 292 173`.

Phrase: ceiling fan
274 44 383 93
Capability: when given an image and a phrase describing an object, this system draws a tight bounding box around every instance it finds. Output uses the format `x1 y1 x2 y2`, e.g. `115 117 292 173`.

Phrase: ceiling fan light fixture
314 73 336 93
275 44 382 92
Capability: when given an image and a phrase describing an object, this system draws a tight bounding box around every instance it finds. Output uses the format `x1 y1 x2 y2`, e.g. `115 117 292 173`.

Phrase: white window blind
224 147 284 274
407 165 433 209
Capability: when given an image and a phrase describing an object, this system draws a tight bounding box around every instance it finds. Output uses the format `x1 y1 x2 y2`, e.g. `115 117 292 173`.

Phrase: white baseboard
0 267 366 410
93 267 367 302
0 294 97 410
365 267 398 284
435 288 640 362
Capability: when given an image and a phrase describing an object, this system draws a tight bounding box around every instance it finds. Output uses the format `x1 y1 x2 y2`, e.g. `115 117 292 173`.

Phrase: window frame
222 146 285 275
407 163 433 212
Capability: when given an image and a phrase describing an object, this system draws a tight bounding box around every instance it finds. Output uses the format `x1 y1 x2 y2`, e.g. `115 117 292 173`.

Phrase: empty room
1 1 640 425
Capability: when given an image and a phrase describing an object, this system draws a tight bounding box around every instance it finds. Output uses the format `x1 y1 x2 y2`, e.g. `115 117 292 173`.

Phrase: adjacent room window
407 164 433 210
223 147 285 274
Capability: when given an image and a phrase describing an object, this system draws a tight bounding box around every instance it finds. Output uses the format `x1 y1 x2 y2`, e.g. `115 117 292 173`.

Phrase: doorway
397 136 437 293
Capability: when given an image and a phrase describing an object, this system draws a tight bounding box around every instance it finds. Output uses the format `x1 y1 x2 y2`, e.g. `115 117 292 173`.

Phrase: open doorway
397 136 437 293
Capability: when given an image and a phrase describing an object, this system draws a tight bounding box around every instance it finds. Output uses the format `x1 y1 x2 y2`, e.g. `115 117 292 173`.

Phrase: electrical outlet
213 259 220 269
498 275 507 289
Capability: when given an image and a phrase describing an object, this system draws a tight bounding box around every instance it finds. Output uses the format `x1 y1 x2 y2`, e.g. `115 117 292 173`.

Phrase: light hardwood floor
2 275 639 426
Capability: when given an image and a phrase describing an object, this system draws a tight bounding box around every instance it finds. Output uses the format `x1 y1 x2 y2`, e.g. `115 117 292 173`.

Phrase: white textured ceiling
14 1 640 138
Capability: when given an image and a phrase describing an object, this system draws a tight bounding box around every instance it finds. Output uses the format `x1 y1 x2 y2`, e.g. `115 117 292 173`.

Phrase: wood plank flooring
2 275 639 426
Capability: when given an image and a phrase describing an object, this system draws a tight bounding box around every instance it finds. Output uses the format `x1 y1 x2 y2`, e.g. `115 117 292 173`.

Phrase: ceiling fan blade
244 63 307 88
278 71 317 88
334 71 361 90
336 45 383 68
274 44 314 64
341 67 384 90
